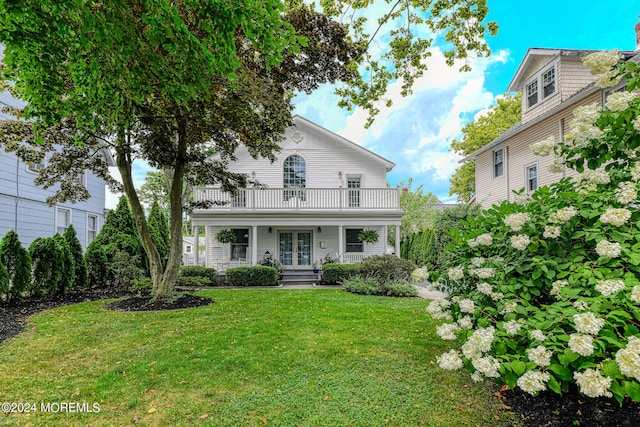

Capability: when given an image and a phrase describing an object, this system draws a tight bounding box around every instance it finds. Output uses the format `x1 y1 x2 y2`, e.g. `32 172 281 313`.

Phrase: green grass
0 290 516 426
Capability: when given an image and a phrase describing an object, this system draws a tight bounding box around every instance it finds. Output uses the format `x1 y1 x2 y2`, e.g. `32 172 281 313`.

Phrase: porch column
394 225 400 258
251 225 258 265
194 226 200 266
338 225 344 263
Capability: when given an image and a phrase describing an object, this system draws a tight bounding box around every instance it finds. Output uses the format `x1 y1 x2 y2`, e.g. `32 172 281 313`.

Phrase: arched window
283 155 306 201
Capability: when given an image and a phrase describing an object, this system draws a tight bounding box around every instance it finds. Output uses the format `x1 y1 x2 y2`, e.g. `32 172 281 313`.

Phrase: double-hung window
345 228 364 253
283 155 306 201
526 164 538 192
87 214 98 244
525 65 556 109
526 80 539 108
230 228 249 261
493 148 504 178
56 208 71 234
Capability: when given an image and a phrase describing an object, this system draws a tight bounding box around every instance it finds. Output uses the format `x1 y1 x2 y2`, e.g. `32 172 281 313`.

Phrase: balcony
192 187 401 211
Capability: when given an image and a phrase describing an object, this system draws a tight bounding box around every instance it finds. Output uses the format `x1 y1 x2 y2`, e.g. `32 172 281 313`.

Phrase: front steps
279 269 321 285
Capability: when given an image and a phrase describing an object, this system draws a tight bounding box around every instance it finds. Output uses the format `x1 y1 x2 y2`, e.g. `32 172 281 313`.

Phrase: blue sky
112 1 639 209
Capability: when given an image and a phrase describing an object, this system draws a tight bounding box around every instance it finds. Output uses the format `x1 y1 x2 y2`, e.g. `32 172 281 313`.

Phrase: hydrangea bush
431 50 640 403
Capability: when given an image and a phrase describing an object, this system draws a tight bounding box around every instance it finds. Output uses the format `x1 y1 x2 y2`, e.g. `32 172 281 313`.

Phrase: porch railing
193 187 400 210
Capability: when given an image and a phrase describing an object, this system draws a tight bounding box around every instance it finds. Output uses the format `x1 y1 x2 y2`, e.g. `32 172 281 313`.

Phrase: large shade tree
0 0 498 299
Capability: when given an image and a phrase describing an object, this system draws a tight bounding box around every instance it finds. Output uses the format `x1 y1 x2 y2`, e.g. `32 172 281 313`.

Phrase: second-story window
526 80 538 108
526 65 556 110
526 164 538 192
493 148 504 178
347 175 361 207
283 154 306 201
543 68 556 98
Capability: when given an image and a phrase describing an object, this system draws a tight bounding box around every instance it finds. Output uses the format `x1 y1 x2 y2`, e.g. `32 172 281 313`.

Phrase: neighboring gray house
0 89 114 250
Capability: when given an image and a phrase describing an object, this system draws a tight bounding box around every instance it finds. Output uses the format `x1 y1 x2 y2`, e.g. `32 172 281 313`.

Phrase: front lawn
0 289 515 426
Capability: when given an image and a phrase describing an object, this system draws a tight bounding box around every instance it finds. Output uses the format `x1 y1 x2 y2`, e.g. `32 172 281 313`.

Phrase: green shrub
177 276 212 287
342 276 383 295
64 225 87 289
179 265 219 286
131 277 153 297
225 266 278 286
53 234 75 294
321 263 359 284
359 255 416 283
85 241 108 287
29 237 63 297
385 280 418 297
0 230 32 301
110 252 145 287
0 261 8 299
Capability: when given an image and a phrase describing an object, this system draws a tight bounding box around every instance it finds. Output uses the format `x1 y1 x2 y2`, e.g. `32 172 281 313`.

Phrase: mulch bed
1 287 639 426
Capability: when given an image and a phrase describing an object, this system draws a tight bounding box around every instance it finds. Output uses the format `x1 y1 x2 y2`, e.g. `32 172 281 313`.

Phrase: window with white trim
185 245 193 253
526 79 539 108
493 148 504 178
27 160 45 173
347 175 361 207
230 228 249 261
283 154 306 201
345 228 364 253
525 64 557 109
56 208 71 234
526 164 538 192
87 214 98 245
542 68 556 98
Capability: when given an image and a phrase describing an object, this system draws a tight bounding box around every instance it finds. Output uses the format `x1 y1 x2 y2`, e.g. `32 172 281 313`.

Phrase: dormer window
525 64 557 110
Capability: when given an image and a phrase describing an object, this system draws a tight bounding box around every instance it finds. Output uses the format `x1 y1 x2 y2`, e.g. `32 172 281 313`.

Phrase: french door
279 231 312 269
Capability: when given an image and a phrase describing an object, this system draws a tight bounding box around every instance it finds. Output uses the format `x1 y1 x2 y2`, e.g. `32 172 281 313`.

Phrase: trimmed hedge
177 276 212 287
0 230 32 301
359 254 416 283
179 265 219 286
225 266 278 286
321 263 359 284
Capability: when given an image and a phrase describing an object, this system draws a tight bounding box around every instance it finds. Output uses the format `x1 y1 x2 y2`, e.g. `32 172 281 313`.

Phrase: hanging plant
358 229 379 245
215 228 236 244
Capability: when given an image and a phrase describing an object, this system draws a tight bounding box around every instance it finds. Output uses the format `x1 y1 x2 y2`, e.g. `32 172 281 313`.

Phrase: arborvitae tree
147 200 170 267
85 241 108 287
53 234 74 294
0 260 8 299
0 230 32 301
63 225 86 288
29 237 62 297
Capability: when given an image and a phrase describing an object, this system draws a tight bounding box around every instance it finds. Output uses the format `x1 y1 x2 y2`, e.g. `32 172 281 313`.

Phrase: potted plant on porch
312 261 321 273
358 229 379 245
215 228 236 244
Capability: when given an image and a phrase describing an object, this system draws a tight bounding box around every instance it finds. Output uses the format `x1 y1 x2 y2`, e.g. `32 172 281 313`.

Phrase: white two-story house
464 24 640 208
189 115 404 272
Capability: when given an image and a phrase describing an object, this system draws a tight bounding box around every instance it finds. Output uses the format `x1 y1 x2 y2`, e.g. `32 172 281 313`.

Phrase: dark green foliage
321 263 360 284
109 252 145 287
0 230 32 301
53 234 75 294
384 280 418 297
225 266 278 286
342 276 383 295
85 241 108 287
177 276 212 287
179 266 219 286
63 225 87 289
130 277 153 297
0 261 8 298
359 255 416 283
29 237 63 296
148 201 170 266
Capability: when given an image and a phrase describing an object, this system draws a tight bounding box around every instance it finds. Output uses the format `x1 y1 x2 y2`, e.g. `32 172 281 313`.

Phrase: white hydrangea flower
437 349 464 370
632 163 640 181
517 370 550 395
634 117 640 133
580 170 611 185
471 257 485 267
582 49 620 75
470 371 484 382
467 238 479 247
436 323 461 340
530 329 547 342
427 299 452 320
606 91 638 111
596 70 623 88
476 282 492 296
530 136 556 156
631 286 640 304
573 312 605 335
475 233 493 246
595 279 626 296
615 337 640 381
514 193 531 206
411 267 430 282
548 156 565 173
549 206 578 224
458 298 475 314
527 345 552 367
616 181 637 205
543 226 561 239
503 320 522 336
504 213 531 232
457 316 473 329
472 355 501 378
569 333 595 356
504 302 517 313
572 300 589 311
595 240 622 258
510 234 531 250
475 268 496 279
574 369 613 398
566 104 604 147
461 326 495 360
550 280 568 298
600 208 632 227
490 292 504 301
448 266 464 281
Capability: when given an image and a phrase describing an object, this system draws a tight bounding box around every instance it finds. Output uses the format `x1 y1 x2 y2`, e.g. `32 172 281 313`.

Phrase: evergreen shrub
0 230 32 301
359 254 416 283
179 265 219 286
321 263 359 284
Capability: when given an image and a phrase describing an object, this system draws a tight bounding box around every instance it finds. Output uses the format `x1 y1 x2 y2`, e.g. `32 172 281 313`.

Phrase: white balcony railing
192 187 401 210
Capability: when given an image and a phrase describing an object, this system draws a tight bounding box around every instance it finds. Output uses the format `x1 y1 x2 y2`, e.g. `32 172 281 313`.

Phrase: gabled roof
292 115 396 171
